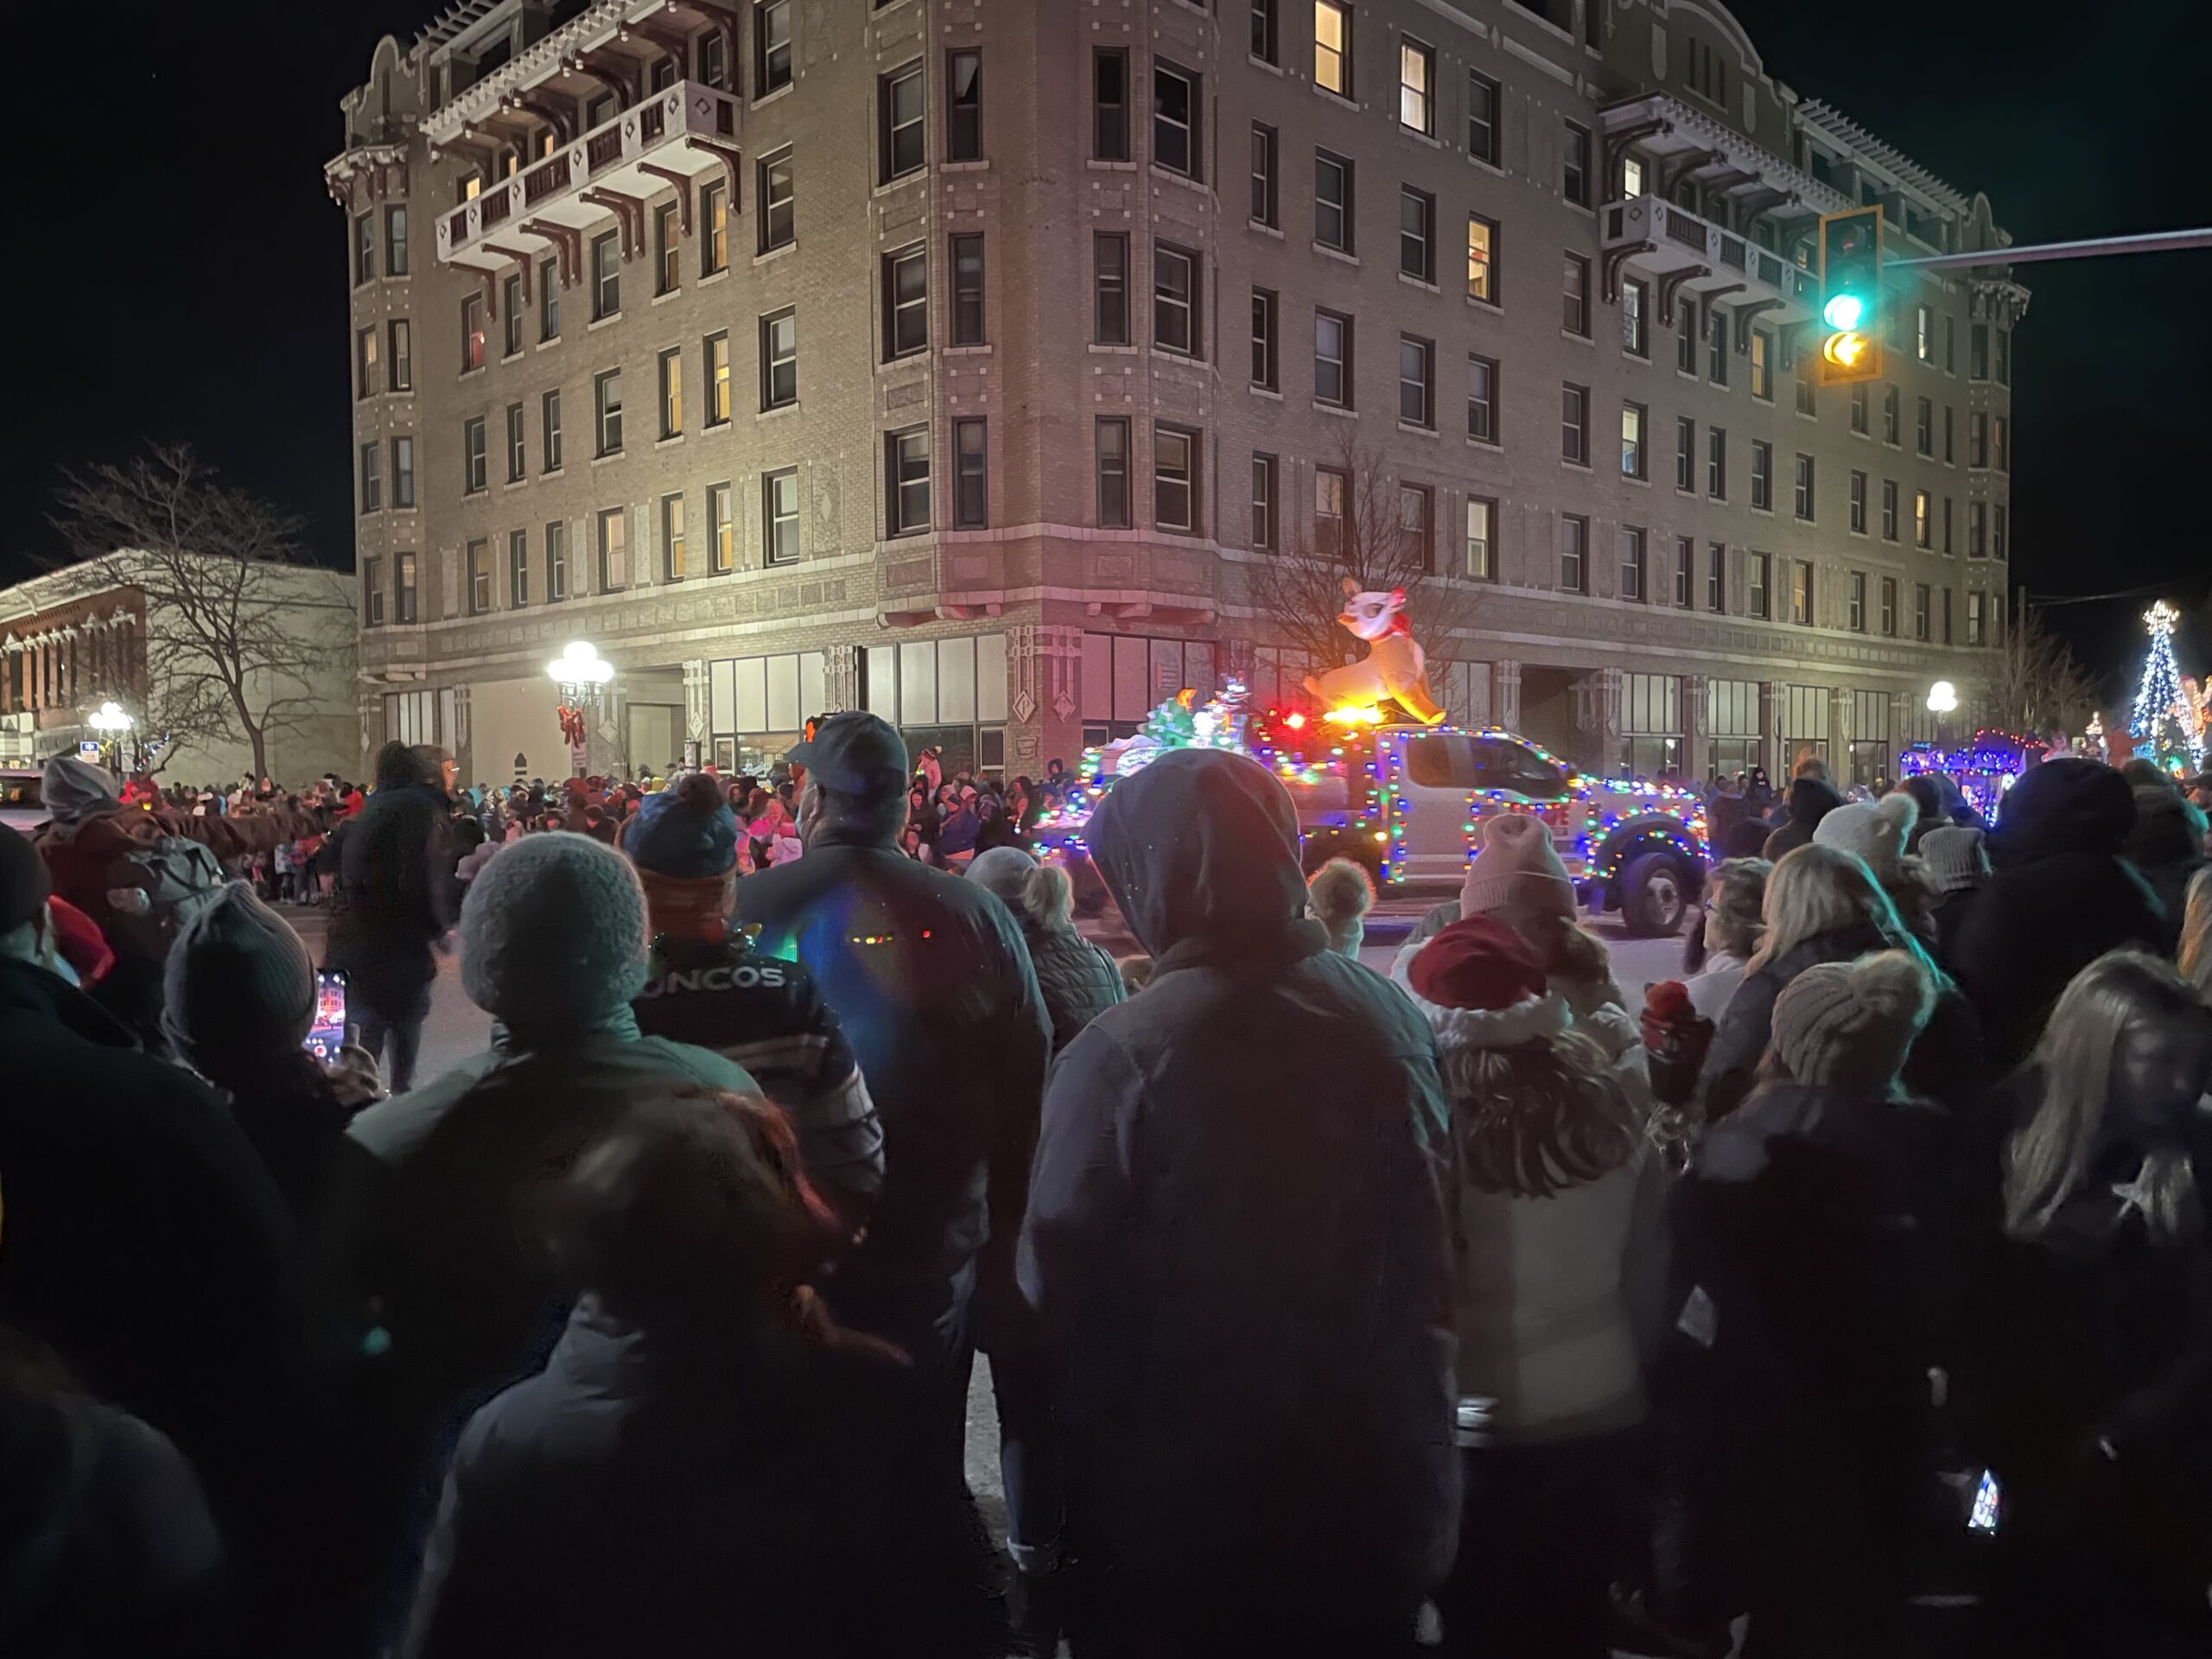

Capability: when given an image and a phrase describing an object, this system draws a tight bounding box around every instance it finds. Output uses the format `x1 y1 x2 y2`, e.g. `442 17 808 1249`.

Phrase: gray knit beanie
1764 950 1935 1096
1918 826 1990 895
162 882 317 1067
459 831 649 1036
965 845 1038 911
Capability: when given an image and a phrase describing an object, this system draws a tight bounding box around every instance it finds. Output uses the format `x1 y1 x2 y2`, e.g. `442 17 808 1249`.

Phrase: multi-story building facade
329 0 2022 788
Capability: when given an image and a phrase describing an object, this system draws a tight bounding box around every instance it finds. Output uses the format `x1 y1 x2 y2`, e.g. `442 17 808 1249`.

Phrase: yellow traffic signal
1817 207 1885 385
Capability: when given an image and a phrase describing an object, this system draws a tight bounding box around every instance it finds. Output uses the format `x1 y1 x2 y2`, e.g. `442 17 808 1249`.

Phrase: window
1750 440 1772 510
1707 313 1728 385
951 419 988 529
1970 322 1990 380
1314 309 1351 406
1096 417 1131 528
1747 552 1770 620
1621 402 1646 478
1677 301 1698 373
546 521 567 601
946 49 982 162
1750 329 1771 399
594 369 623 455
1093 48 1129 162
597 506 628 591
1250 123 1278 226
1968 500 1987 557
1623 154 1646 196
1623 277 1649 357
394 552 417 624
1882 384 1900 445
1563 252 1591 336
1914 488 1932 549
1993 505 2008 560
1560 515 1589 593
1314 1 1351 96
388 319 411 391
1850 382 1869 435
356 327 379 399
1560 383 1590 465
1993 416 2010 472
1621 527 1646 601
1707 427 1726 499
699 29 728 90
1398 335 1436 429
1881 480 1898 540
363 556 385 625
537 388 562 472
887 426 931 535
1314 150 1353 252
540 258 561 340
1093 233 1129 344
706 483 734 573
759 308 798 409
497 529 524 608
1914 583 1931 641
1674 537 1694 608
385 206 409 276
590 232 620 320
466 540 491 614
1154 244 1199 356
1563 120 1592 206
1708 542 1726 613
1400 39 1435 135
699 181 728 277
1250 288 1279 388
1967 590 1987 646
1315 465 1348 556
1465 214 1497 303
1466 354 1498 442
880 62 925 181
1789 561 1813 626
492 275 518 356
1880 577 1897 636
1849 470 1867 533
1153 426 1197 531
1252 453 1279 550
1793 454 1815 521
1916 396 1933 457
391 436 415 508
1394 485 1436 571
1400 188 1435 283
652 202 680 296
1468 70 1500 163
506 402 526 480
359 442 382 512
1969 410 1988 468
1252 0 1279 64
461 416 486 493
1946 315 1956 374
883 244 927 359
1465 497 1496 579
353 213 374 285
950 234 986 345
763 468 801 563
1916 303 1934 364
756 0 791 92
1154 61 1198 177
700 331 731 425
758 149 795 251
1943 404 1955 464
658 349 683 439
461 294 486 371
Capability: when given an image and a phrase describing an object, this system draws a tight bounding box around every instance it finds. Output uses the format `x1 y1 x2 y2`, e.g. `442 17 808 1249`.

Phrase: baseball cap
786 711 909 802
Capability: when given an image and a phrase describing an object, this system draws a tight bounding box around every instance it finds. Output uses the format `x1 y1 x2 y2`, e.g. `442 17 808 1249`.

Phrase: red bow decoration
556 704 588 747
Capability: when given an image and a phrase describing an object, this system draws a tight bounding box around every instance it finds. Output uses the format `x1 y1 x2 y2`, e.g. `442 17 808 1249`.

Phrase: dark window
1093 232 1129 344
1399 335 1434 428
1563 252 1591 335
1314 465 1347 555
887 426 931 535
764 469 800 563
1399 187 1435 283
1707 427 1727 499
950 234 986 345
1153 425 1198 532
542 389 563 471
1751 440 1772 511
947 49 982 162
389 318 412 390
1252 452 1278 550
505 402 526 481
1314 308 1351 407
1154 244 1199 355
1251 0 1278 64
394 552 416 623
756 0 791 93
952 419 988 529
1468 70 1499 164
1096 417 1131 527
760 308 798 409
1250 287 1279 388
353 213 375 285
1560 515 1588 593
1315 149 1353 252
1674 537 1694 608
701 180 728 276
1794 453 1815 522
540 258 561 340
1563 120 1592 206
1675 416 1694 491
385 206 409 276
359 442 381 513
546 522 567 601
1399 484 1433 571
509 530 530 607
654 202 680 296
1249 123 1279 226
391 435 415 507
1623 277 1649 356
1154 62 1198 177
594 369 622 456
883 244 928 359
1093 49 1129 162
591 232 620 319
462 416 486 493
597 506 628 591
758 149 795 251
502 274 523 355
1466 354 1498 442
1560 382 1589 465
880 63 925 181
1621 528 1646 602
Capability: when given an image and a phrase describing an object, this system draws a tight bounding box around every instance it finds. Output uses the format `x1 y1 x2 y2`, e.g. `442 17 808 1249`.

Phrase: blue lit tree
2131 600 2204 772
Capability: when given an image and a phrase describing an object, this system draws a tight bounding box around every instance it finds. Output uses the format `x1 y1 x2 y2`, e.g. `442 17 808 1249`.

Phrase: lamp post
87 700 135 777
546 641 614 778
1926 680 1958 751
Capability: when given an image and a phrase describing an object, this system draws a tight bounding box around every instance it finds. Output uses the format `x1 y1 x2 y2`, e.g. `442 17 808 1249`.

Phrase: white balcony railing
1602 194 1816 318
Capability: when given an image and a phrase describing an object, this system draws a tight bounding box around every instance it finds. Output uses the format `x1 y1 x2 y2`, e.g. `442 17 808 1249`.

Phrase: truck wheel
1621 850 1692 938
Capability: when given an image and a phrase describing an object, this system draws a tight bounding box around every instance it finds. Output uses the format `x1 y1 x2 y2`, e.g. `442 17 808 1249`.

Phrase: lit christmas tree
2130 600 2205 772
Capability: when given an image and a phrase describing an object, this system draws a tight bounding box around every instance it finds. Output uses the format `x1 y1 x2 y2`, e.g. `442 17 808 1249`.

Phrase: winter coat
1682 949 1751 1023
324 751 455 1012
632 931 887 1230
401 1298 974 1659
1697 919 1982 1121
0 957 292 1513
934 806 980 857
1019 749 1459 1622
1020 918 1126 1057
1759 777 1844 862
734 828 1050 1334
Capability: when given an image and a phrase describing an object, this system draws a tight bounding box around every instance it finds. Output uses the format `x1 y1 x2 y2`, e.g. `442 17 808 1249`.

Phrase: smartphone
306 970 348 1060
1967 1468 2001 1535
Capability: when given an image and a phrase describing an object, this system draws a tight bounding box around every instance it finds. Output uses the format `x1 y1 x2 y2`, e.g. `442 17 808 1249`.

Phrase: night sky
10 0 2207 690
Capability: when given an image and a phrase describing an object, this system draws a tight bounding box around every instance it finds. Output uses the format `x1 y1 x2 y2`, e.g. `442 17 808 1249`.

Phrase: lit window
1314 1 1350 96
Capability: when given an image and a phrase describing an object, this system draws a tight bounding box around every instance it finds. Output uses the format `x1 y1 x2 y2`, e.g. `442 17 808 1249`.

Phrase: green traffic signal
1822 294 1865 331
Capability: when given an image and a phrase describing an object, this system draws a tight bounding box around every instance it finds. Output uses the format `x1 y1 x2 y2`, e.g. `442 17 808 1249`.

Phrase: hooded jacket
1018 749 1459 1620
1760 777 1845 862
325 746 455 1009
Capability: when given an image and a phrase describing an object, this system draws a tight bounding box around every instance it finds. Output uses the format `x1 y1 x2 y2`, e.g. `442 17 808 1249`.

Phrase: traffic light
1817 206 1885 385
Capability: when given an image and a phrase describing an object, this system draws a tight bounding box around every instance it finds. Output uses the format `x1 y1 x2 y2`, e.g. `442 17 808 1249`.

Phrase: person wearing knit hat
1811 791 1918 889
1668 945 1948 1655
1391 913 1660 1654
626 772 884 1232
1460 811 1578 925
1917 825 1990 968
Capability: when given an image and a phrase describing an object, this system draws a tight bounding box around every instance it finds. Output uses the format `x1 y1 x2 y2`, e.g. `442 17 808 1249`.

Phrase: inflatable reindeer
1302 580 1447 724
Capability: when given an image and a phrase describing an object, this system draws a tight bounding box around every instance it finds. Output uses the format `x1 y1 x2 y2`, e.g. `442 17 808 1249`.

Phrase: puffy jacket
324 747 455 1010
1020 919 1126 1057
1759 777 1844 862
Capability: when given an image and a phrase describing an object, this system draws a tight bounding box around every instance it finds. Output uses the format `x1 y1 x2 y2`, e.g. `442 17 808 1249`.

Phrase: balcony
1601 194 1816 340
435 81 740 275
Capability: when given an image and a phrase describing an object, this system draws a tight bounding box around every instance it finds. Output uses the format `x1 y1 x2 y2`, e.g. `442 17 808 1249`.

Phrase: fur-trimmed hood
1391 934 1570 1050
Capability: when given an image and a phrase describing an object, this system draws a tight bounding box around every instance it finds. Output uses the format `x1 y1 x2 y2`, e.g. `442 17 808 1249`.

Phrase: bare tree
1242 432 1487 687
1976 595 2097 741
49 444 356 779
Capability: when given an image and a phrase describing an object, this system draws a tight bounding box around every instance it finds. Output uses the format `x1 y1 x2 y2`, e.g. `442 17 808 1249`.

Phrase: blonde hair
1445 1027 1643 1200
2181 867 2212 999
2003 950 2206 1243
1703 857 1772 961
1749 843 1906 973
1022 861 1077 930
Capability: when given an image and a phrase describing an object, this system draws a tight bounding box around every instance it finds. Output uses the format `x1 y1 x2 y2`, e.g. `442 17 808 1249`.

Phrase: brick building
329 0 2021 787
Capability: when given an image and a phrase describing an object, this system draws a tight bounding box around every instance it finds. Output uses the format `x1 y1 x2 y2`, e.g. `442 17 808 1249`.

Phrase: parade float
1897 731 2048 823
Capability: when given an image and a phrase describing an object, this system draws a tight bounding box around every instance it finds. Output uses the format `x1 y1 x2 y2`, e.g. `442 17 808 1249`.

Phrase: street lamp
546 642 614 777
87 700 135 776
1926 680 1958 749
